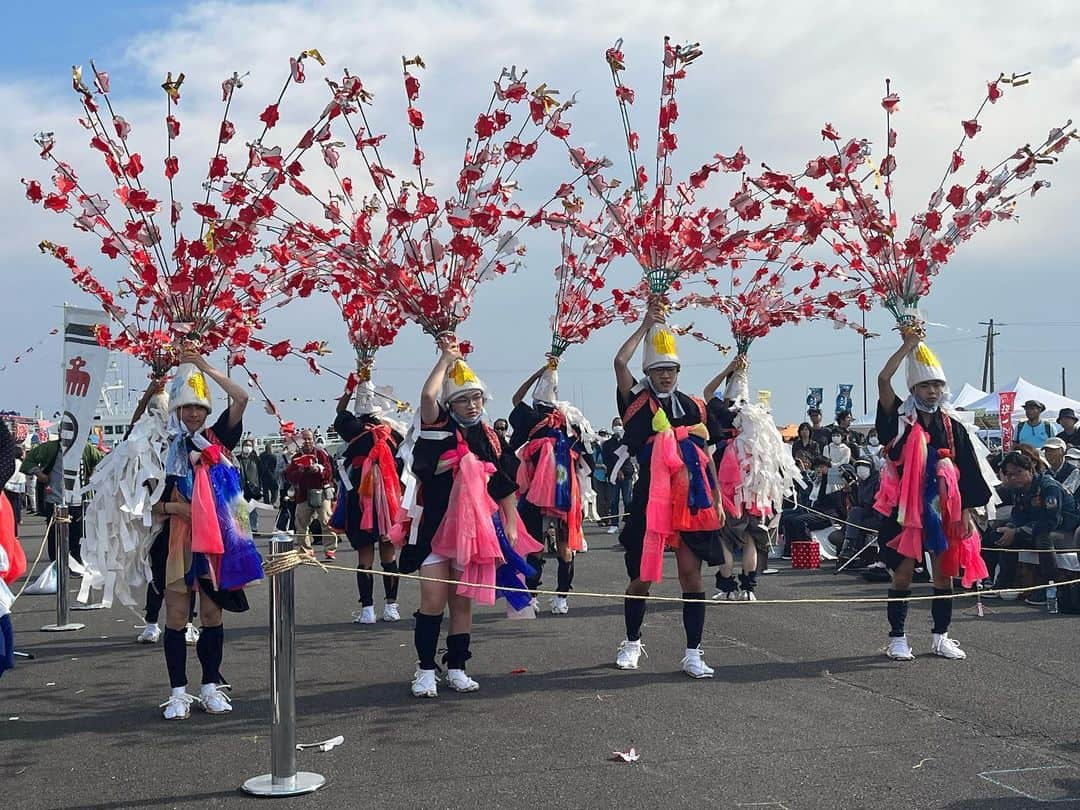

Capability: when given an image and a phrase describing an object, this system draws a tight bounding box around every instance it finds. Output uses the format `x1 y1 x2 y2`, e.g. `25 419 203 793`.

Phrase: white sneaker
445 668 480 692
616 639 645 670
550 596 569 615
184 623 200 645
886 635 915 661
411 668 438 698
160 688 195 720
711 590 738 601
137 623 161 644
739 590 757 602
199 683 233 714
606 526 619 535
681 647 715 679
930 633 967 660
353 606 377 624
382 603 401 622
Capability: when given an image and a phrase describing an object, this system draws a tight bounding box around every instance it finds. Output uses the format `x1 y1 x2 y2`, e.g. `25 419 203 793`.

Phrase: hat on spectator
1023 399 1046 412
853 457 872 467
1067 447 1080 462
807 406 821 416
1043 437 1067 452
1058 407 1078 425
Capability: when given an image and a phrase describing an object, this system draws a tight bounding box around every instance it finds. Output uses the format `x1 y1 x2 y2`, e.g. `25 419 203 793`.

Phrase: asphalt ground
3 513 1080 810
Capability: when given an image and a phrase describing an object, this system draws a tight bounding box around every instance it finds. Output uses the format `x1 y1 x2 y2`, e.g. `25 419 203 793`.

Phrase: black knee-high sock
188 590 197 623
931 587 953 634
556 558 574 595
525 553 544 592
682 592 706 649
356 564 374 607
887 589 911 638
624 597 647 642
163 627 187 688
382 560 400 601
738 572 758 593
196 624 224 685
413 611 443 670
443 633 472 670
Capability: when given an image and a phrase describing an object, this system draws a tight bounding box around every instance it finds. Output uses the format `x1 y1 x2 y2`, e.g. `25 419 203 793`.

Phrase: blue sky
2 0 1078 432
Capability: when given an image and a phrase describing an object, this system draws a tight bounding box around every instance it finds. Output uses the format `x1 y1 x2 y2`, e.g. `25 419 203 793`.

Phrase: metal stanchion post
242 534 325 797
42 503 85 632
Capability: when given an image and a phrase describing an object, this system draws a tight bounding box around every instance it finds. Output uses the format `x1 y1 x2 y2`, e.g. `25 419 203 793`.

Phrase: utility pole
860 310 879 414
978 319 1004 392
1063 367 1067 397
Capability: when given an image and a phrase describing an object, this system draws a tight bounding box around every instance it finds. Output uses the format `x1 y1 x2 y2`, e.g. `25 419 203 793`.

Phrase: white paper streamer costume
78 391 171 607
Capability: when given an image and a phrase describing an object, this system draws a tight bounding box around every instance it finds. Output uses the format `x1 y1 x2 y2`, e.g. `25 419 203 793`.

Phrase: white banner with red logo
61 306 110 503
999 391 1017 453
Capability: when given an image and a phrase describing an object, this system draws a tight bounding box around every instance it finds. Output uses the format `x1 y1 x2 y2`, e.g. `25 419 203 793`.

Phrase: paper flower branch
25 53 330 375
270 55 580 346
804 75 1076 327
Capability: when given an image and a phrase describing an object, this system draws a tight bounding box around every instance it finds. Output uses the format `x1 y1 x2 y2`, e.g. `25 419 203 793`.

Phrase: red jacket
285 448 333 500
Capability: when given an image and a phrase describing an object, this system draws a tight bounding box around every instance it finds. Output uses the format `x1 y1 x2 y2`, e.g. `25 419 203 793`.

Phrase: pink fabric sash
429 440 505 605
640 427 687 583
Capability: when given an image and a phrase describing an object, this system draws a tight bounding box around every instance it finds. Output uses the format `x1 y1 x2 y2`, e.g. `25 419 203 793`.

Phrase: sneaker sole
162 711 190 720
886 653 915 661
931 650 966 660
447 684 480 693
411 690 438 698
615 662 640 670
684 670 714 679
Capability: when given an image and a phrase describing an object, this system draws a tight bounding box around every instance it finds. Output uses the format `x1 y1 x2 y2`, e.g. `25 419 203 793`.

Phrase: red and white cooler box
791 540 821 570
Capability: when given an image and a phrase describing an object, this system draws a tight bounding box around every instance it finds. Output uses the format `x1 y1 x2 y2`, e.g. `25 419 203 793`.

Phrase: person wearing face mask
285 430 334 559
151 353 261 720
330 377 406 624
395 337 538 698
508 362 592 614
837 458 882 566
1043 437 1080 499
874 331 991 662
611 302 724 678
601 417 635 534
862 428 885 471
823 428 852 493
235 438 261 533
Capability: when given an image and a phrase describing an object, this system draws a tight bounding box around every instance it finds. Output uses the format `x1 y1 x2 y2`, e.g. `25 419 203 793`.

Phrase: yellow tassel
651 408 671 433
652 328 676 356
914 342 941 369
187 371 209 403
302 49 326 65
450 360 478 386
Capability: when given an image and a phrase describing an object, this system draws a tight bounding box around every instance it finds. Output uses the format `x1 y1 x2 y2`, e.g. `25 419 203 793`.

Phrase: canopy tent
951 382 988 410
962 377 1080 423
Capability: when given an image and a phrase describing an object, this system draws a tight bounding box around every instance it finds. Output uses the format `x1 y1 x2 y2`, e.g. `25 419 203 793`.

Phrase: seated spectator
861 427 885 471
790 422 820 468
1057 408 1080 448
1014 400 1056 449
823 427 851 496
1045 437 1080 498
807 407 830 447
779 456 842 556
995 450 1080 606
838 458 883 566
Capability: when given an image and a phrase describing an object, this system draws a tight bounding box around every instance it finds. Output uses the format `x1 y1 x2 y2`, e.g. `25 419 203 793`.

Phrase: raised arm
703 354 747 401
420 336 462 424
125 377 166 439
614 301 662 398
877 329 922 411
180 351 248 429
336 387 352 414
512 366 548 407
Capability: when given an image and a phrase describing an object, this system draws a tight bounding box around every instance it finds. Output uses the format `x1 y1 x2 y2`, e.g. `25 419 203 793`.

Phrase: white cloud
2 0 1078 430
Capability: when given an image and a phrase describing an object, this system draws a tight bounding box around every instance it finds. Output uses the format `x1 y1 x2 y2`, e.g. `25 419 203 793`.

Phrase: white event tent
961 377 1080 423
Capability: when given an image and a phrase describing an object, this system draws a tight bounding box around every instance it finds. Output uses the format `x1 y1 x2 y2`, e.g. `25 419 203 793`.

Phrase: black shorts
620 507 721 580
722 515 771 555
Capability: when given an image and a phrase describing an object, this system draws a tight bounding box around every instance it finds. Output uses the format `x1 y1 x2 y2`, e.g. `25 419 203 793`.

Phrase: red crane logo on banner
65 357 91 397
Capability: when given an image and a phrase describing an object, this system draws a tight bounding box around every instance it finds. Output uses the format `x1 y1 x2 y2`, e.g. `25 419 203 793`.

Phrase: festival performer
0 421 27 678
509 362 593 615
396 338 540 698
330 379 405 625
613 302 724 678
875 331 991 661
153 354 263 719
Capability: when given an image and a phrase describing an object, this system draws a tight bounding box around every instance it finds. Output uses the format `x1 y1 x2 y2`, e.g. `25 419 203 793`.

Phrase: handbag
306 488 324 508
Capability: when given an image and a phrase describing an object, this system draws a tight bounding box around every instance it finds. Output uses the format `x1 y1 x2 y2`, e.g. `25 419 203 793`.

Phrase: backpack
1016 421 1054 444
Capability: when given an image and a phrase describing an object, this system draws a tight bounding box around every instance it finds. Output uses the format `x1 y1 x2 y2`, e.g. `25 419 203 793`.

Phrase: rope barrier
14 512 56 600
258 549 1080 606
777 501 1080 555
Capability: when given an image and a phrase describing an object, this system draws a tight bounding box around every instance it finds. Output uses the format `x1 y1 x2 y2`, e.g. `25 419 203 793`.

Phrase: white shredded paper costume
78 396 170 608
